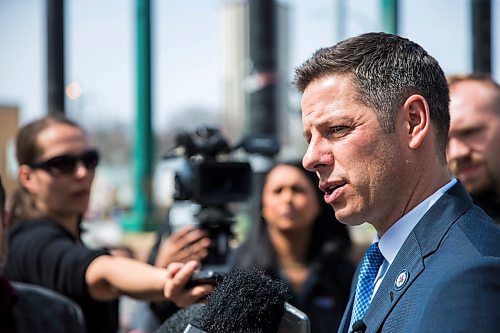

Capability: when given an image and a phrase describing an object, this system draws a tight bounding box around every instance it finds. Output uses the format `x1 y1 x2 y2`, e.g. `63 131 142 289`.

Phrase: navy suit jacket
338 182 500 333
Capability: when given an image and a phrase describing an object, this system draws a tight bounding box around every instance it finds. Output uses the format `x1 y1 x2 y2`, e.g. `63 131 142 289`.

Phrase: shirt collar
377 178 457 264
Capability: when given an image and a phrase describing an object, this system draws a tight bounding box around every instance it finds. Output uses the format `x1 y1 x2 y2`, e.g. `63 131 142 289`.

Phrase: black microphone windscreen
199 268 289 333
155 303 206 333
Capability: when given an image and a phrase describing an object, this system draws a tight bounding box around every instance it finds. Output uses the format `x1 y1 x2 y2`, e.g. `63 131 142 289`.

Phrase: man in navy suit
294 32 500 332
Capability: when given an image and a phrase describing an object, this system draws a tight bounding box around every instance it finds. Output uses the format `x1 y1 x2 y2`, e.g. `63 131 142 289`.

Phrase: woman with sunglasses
4 114 214 333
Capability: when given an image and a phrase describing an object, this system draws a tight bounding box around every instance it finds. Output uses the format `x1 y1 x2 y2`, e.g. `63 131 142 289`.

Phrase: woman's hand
163 261 215 308
155 225 211 267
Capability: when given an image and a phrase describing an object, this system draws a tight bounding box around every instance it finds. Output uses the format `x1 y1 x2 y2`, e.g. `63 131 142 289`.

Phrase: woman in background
5 114 212 333
230 161 355 333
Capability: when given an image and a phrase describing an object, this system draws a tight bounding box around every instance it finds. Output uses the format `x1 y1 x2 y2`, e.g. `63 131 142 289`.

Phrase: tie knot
358 242 384 280
364 242 384 267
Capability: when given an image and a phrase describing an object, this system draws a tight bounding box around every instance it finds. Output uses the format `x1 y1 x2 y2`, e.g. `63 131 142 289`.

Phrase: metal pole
334 0 346 41
247 0 277 136
247 0 278 232
125 0 154 231
47 0 65 114
471 0 491 74
381 0 398 34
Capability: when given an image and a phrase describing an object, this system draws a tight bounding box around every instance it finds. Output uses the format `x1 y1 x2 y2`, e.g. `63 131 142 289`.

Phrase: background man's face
447 81 500 195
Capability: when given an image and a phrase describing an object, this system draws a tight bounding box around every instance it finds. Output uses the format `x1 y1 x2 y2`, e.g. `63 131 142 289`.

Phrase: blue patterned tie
349 242 384 330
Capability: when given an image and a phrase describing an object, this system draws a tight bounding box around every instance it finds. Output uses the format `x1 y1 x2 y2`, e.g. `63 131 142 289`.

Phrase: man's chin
464 180 491 196
335 212 364 227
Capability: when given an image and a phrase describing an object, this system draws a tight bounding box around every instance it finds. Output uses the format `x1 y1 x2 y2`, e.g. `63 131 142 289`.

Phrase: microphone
183 324 206 333
155 303 205 333
352 320 367 333
182 304 311 333
200 267 289 333
157 268 311 333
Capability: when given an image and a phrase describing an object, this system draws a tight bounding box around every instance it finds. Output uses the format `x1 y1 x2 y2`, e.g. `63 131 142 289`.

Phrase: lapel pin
394 269 409 290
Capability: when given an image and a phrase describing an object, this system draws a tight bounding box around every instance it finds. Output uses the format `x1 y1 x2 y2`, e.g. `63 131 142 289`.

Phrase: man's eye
461 127 482 138
330 126 349 134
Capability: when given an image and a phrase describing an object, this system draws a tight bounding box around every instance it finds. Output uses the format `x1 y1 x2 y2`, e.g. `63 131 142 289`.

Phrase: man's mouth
320 180 345 193
320 181 346 203
325 184 341 195
457 165 481 178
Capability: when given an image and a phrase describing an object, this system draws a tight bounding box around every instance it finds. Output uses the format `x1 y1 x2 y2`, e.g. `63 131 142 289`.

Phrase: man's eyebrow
312 116 334 130
452 123 486 135
302 115 333 139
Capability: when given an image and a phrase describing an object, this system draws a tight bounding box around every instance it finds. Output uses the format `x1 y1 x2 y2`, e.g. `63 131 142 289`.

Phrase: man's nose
302 141 318 172
302 138 331 172
446 137 471 163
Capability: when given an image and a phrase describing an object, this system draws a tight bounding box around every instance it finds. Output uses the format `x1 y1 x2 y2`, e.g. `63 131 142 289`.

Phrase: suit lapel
363 232 424 331
338 276 357 333
362 182 472 332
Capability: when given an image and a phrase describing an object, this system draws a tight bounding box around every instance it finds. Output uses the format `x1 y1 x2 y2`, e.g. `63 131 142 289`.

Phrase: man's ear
403 94 430 150
19 165 36 194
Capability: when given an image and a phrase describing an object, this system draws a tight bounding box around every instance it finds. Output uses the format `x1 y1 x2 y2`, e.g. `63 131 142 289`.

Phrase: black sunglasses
29 149 100 176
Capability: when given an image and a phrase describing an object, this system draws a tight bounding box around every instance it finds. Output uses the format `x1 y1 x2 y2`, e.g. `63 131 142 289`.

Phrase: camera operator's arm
154 225 211 268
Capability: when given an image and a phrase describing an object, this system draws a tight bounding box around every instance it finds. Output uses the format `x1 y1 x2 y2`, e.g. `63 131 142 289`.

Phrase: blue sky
0 0 498 131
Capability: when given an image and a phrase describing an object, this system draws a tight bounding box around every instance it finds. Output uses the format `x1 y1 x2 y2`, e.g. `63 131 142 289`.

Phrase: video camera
169 127 253 207
164 126 279 279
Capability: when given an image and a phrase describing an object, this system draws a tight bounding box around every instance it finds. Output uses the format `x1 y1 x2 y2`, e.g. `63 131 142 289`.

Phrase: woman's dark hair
9 114 83 223
15 114 82 166
232 160 353 293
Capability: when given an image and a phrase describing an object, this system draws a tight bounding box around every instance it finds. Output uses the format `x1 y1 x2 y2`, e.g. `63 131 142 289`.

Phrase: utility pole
247 0 278 137
47 0 65 114
471 0 491 74
334 0 346 41
247 0 279 226
125 0 154 231
381 0 398 34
